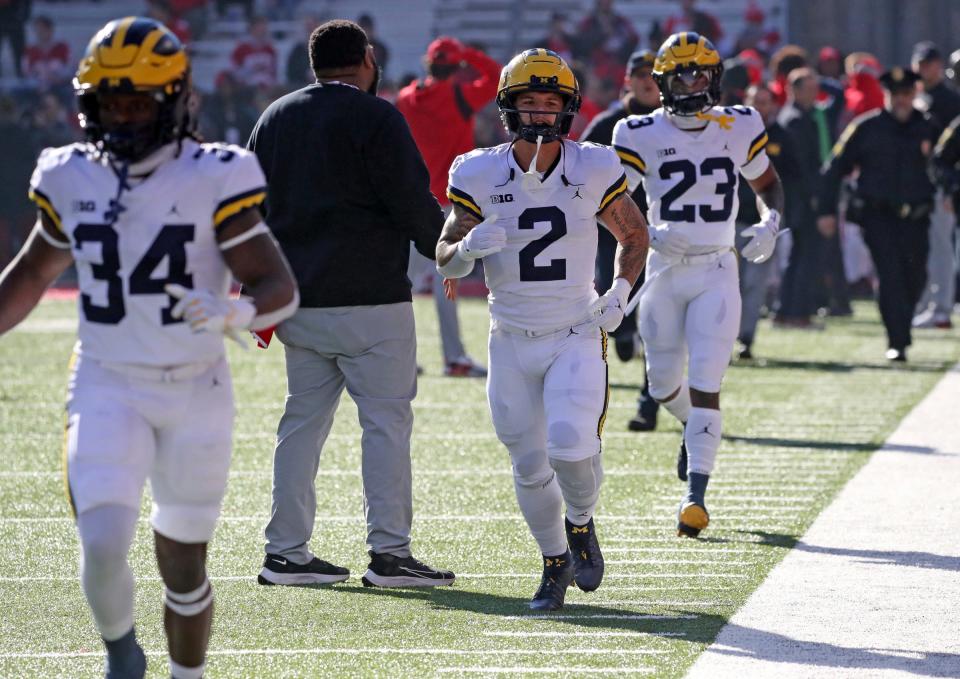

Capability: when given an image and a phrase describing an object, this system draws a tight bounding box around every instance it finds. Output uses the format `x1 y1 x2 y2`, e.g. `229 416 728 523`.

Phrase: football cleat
258 554 350 586
628 395 658 432
677 435 688 481
529 551 575 611
677 500 710 538
361 551 455 588
104 629 146 679
444 356 487 378
565 517 604 592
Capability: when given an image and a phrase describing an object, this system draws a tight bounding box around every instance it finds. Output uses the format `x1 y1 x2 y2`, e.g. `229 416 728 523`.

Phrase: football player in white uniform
613 32 784 538
437 49 649 610
0 18 298 679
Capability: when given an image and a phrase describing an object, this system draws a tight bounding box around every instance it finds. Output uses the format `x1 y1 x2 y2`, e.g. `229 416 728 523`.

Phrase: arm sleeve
819 119 862 216
365 106 445 260
458 48 502 112
740 112 771 180
446 153 483 220
612 119 647 193
212 148 268 232
28 148 66 235
596 148 629 214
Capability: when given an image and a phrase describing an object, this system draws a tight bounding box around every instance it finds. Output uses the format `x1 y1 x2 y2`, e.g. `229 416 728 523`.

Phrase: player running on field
0 18 298 679
437 48 650 610
612 32 784 538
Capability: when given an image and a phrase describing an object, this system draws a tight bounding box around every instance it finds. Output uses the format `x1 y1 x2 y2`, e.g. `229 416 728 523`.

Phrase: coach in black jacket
248 20 454 588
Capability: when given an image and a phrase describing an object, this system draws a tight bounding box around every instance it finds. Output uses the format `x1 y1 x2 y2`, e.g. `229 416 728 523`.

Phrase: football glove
458 213 505 260
591 277 632 332
740 209 781 263
165 284 255 347
649 226 691 259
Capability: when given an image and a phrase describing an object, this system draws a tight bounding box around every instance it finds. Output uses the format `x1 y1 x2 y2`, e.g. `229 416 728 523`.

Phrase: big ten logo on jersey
657 147 677 159
72 199 96 213
490 193 514 204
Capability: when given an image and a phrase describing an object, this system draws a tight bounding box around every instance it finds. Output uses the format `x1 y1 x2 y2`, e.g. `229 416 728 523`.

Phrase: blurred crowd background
2 0 960 330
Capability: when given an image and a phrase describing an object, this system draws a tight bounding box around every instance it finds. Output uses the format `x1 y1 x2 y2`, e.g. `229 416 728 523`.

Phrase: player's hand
740 209 781 263
590 277 631 332
458 213 505 260
165 284 255 345
648 226 690 259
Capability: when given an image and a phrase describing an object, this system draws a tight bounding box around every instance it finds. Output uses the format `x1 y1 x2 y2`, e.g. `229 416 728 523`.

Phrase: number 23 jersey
612 106 770 248
447 140 627 332
28 139 266 366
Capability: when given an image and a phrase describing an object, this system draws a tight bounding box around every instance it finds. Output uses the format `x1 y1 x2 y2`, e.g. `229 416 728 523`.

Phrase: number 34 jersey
447 140 628 332
612 106 770 248
28 139 266 366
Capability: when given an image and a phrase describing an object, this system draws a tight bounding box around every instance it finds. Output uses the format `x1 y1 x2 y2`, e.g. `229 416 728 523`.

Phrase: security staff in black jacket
582 48 661 431
248 20 455 588
819 68 939 362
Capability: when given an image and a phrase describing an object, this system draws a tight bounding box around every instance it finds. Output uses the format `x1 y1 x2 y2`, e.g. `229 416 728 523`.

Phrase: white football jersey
612 106 770 248
448 140 628 331
29 139 266 366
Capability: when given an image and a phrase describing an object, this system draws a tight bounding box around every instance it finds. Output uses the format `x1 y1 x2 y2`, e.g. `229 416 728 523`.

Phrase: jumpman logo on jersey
722 142 730 152
168 203 181 216
695 422 716 438
571 187 583 200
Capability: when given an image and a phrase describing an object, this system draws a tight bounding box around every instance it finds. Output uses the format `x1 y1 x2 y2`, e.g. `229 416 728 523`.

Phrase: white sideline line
484 631 685 638
593 601 735 607
0 573 746 582
501 614 698 621
436 667 654 675
604 548 752 554
596 585 736 591
604 559 756 566
0 647 671 660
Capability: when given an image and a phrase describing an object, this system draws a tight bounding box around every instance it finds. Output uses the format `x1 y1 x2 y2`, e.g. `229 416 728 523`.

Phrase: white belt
491 316 597 339
97 359 215 383
674 247 734 266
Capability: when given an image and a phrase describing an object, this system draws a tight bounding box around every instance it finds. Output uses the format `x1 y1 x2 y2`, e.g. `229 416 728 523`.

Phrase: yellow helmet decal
75 16 188 93
654 32 721 75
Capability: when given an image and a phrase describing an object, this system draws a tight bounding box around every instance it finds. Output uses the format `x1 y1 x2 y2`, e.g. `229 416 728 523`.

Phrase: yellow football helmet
496 48 581 141
74 17 192 161
653 32 723 115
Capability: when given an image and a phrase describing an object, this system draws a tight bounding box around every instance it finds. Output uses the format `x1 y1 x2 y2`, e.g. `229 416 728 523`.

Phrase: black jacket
248 82 444 308
777 103 828 222
820 108 939 217
919 81 960 133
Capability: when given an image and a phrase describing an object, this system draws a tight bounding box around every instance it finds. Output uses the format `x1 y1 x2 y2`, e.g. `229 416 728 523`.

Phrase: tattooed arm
596 193 650 285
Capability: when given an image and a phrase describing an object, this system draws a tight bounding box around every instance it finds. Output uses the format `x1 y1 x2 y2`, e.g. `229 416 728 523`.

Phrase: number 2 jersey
447 140 627 332
28 139 266 366
612 106 770 249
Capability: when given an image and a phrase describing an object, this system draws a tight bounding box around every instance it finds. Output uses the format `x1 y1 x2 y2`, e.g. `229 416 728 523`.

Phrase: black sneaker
529 551 575 611
565 517 604 592
258 553 350 586
361 551 455 588
627 397 658 431
677 433 688 482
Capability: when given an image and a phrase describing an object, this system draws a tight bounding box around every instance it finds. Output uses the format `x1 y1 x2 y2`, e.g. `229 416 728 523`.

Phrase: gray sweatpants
408 249 466 363
916 191 956 317
264 303 417 562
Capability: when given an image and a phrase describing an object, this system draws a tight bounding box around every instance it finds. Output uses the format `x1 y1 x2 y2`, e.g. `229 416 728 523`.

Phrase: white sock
661 379 691 424
170 658 205 679
77 505 139 641
550 455 604 526
512 453 567 556
684 407 722 475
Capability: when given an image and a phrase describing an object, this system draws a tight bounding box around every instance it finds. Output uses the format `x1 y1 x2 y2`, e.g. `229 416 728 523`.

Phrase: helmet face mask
74 17 192 163
497 48 581 142
653 32 723 116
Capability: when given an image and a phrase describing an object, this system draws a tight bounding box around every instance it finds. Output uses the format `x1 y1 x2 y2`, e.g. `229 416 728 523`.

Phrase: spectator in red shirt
231 16 278 90
844 52 884 120
22 16 70 92
395 36 500 377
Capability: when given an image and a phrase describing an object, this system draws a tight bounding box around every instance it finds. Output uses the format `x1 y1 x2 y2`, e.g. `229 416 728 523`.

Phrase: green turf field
1 296 957 678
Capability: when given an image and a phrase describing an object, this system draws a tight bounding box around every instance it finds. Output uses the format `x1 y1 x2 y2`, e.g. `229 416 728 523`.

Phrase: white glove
165 284 255 342
649 226 691 258
590 277 631 332
740 209 781 263
458 213 505 260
